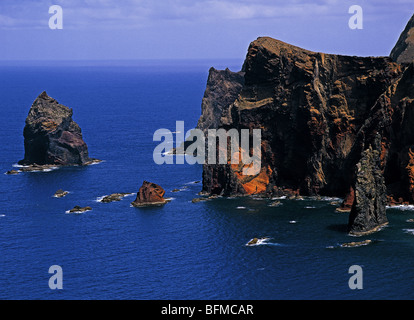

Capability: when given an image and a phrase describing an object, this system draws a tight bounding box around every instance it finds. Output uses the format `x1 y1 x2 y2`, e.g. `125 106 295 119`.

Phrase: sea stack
18 91 97 166
131 181 169 207
348 144 388 236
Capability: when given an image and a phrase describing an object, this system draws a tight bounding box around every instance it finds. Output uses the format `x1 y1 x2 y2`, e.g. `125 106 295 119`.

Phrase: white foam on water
95 195 108 202
65 209 91 214
88 160 104 166
28 166 59 173
387 205 414 211
12 163 26 168
271 196 286 200
236 206 246 209
123 193 135 197
246 237 273 246
319 196 342 201
185 181 201 185
289 220 297 224
403 229 414 235
0 214 5 217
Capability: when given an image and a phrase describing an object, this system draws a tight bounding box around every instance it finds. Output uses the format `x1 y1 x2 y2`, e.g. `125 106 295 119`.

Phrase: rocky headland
196 14 414 235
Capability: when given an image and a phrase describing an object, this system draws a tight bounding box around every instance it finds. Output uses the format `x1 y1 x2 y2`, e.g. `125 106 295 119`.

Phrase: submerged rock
5 170 19 175
54 189 69 198
100 193 132 203
341 239 372 248
191 197 209 203
68 206 92 213
131 181 169 207
268 200 281 207
246 237 270 246
18 91 99 167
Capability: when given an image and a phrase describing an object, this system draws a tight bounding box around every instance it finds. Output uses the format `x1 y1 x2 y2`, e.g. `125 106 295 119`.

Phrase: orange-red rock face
131 181 168 207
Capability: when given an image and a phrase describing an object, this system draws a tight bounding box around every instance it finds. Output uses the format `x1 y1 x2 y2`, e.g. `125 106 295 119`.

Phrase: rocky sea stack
131 181 170 207
197 15 414 235
18 91 98 166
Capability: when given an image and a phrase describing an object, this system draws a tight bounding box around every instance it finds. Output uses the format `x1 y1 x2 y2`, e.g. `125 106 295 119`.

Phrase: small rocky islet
99 193 133 203
131 181 170 207
68 206 92 214
5 91 101 175
53 189 69 198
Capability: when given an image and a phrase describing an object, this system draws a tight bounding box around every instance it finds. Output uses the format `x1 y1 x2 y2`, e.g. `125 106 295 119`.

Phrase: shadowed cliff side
390 14 414 64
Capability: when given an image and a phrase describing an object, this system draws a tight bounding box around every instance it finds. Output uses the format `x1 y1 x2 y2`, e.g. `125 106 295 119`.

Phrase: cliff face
197 67 245 132
19 91 93 166
199 37 403 198
390 14 414 64
197 15 414 234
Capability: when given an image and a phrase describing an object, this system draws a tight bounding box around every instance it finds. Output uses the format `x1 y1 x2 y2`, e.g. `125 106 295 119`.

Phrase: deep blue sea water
0 61 414 300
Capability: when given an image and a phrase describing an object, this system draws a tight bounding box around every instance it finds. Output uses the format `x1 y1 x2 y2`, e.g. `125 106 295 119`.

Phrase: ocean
0 61 413 300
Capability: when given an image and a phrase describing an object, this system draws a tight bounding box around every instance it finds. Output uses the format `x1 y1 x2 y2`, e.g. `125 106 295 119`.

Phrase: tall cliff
197 15 414 234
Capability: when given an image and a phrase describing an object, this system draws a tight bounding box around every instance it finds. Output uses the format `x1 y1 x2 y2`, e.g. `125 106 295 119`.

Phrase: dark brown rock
68 206 92 213
131 181 169 207
191 197 208 203
341 239 372 248
348 142 388 235
336 187 354 213
18 91 98 166
54 189 69 198
390 14 414 64
100 193 132 203
5 170 19 175
197 67 245 132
